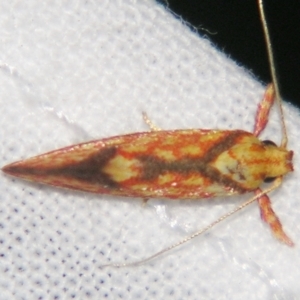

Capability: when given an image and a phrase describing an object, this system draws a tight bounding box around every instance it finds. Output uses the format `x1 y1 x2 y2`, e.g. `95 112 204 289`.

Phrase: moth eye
262 140 277 147
264 177 276 183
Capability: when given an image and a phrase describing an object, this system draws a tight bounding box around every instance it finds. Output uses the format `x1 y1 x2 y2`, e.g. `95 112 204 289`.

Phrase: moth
1 0 294 266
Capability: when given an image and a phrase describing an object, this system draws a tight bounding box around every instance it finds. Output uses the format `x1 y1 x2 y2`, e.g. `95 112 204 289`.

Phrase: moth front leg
142 112 161 132
253 84 275 137
255 188 294 246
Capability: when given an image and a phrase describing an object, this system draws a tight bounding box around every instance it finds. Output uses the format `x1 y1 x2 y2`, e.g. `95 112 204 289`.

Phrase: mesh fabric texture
1 1 300 299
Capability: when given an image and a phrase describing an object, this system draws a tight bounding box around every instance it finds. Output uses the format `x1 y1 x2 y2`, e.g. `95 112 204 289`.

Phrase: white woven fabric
1 1 300 299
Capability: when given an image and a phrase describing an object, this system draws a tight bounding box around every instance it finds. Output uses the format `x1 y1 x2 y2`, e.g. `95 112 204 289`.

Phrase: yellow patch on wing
180 145 202 156
102 155 141 182
153 149 176 161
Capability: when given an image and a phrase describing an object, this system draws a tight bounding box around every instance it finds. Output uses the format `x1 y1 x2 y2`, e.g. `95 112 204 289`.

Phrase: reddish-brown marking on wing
4 147 119 189
135 130 248 193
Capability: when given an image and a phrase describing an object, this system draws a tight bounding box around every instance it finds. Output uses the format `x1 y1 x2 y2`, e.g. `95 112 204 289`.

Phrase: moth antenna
258 0 287 147
101 178 282 269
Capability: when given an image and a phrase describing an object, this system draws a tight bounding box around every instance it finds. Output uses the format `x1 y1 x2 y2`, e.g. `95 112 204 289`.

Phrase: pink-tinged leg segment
255 188 294 246
253 84 276 137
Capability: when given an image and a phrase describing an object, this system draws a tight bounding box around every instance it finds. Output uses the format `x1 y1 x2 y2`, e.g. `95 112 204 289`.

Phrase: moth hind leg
142 112 161 132
253 84 276 137
255 188 294 246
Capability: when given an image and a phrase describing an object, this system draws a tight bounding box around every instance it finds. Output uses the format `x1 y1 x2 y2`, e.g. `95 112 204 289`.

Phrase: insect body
2 128 292 199
1 0 295 263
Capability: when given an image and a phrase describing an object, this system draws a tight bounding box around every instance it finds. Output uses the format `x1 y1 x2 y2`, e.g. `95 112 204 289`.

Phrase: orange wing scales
2 129 292 199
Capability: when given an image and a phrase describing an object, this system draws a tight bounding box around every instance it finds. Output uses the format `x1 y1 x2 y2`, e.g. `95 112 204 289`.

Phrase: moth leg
142 198 149 207
142 112 161 132
255 188 294 246
253 84 275 137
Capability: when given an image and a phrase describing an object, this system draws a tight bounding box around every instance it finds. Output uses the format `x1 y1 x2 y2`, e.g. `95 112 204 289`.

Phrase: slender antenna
257 0 288 147
101 178 282 269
